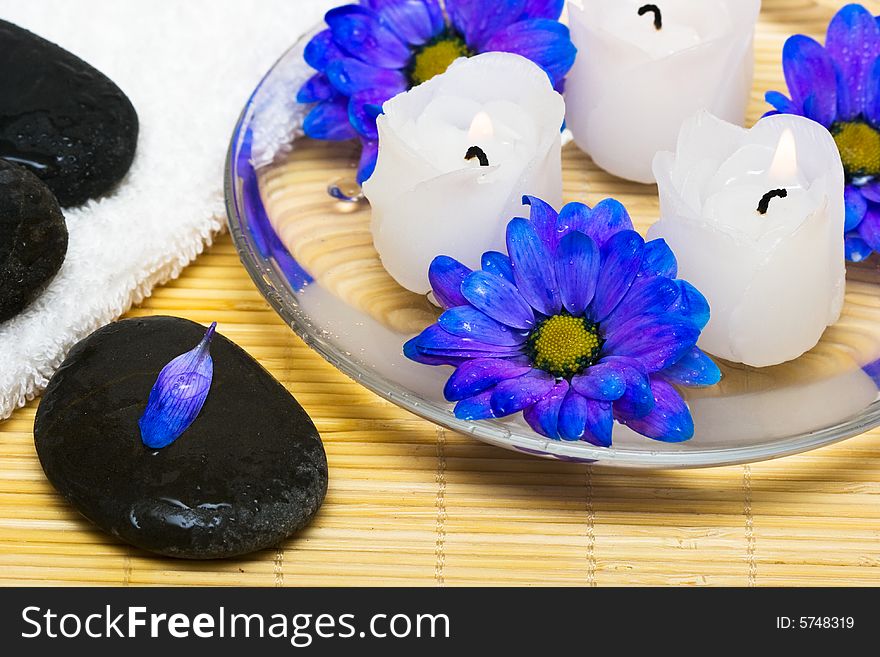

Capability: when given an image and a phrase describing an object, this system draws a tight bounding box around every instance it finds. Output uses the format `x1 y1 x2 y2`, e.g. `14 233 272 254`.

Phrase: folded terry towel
0 0 335 419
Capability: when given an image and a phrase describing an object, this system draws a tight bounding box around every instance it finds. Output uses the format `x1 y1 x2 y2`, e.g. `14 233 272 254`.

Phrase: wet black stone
0 159 68 322
0 20 138 207
34 317 328 560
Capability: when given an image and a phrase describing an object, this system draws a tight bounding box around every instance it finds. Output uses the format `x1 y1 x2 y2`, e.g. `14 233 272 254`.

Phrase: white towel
0 0 336 419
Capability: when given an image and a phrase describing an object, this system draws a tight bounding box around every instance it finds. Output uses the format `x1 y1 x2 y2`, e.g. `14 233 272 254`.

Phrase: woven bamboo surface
2 0 880 587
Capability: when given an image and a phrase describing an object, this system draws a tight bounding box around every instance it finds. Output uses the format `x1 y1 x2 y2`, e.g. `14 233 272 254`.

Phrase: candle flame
768 128 798 182
468 111 494 141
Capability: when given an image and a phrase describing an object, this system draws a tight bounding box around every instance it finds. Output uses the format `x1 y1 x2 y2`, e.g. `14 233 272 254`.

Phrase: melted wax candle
565 0 760 183
364 52 565 296
649 112 846 368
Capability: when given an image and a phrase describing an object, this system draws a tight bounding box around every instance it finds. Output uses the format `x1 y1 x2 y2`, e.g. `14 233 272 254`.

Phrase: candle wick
465 146 490 167
638 4 662 30
757 189 788 215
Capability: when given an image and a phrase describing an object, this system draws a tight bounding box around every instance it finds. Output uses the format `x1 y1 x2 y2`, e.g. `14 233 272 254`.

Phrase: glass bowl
225 35 880 469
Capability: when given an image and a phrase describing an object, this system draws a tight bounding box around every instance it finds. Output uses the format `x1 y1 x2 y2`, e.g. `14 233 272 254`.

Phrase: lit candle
649 111 846 368
565 0 760 183
363 52 565 296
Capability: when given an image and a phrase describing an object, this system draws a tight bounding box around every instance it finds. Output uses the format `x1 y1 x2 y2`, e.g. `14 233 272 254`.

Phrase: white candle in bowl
565 0 760 183
649 111 846 368
363 52 565 296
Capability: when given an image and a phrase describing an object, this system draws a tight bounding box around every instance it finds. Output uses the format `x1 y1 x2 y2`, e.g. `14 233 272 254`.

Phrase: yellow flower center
832 121 880 178
528 315 603 379
410 36 471 85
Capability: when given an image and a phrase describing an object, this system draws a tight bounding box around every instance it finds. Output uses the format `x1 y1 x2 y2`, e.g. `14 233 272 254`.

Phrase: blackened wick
757 189 788 215
465 146 490 167
638 4 663 30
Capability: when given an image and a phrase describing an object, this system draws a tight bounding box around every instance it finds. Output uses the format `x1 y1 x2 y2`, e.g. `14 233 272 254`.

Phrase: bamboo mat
2 0 880 587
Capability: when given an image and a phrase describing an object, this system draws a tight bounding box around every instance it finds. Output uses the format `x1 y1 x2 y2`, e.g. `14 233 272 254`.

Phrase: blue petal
764 90 798 114
439 306 528 346
349 90 389 140
506 218 562 316
559 199 634 247
845 185 868 232
603 357 654 420
639 239 678 279
357 139 379 184
860 181 880 203
139 323 216 449
659 347 722 388
326 57 408 96
412 325 524 358
325 5 412 69
447 0 526 49
571 362 626 401
490 370 556 417
523 380 569 439
305 29 345 70
461 271 536 330
298 73 335 103
429 256 472 309
865 57 880 126
616 378 694 443
590 230 644 321
444 358 532 401
825 3 880 119
604 316 700 373
583 399 613 447
782 34 838 126
520 0 564 20
303 99 359 141
554 231 600 316
670 281 710 330
558 389 587 441
602 275 680 336
455 390 496 420
365 0 444 45
404 337 468 366
481 251 515 284
523 195 561 252
482 19 577 89
845 233 874 262
857 205 880 251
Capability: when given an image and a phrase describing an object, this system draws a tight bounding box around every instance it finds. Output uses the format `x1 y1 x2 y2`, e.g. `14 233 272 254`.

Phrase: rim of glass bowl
224 41 880 469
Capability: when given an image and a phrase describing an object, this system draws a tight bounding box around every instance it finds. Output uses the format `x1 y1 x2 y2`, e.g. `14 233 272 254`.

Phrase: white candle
649 111 846 368
363 52 565 296
565 0 760 183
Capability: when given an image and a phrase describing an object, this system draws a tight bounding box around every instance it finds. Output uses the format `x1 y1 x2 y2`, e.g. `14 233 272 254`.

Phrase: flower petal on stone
659 347 722 388
490 370 556 417
825 3 880 119
139 323 216 449
439 306 528 346
325 4 412 69
571 362 626 401
604 316 700 373
429 255 472 309
555 231 600 316
616 378 694 443
462 271 536 329
782 34 838 126
523 380 568 439
303 99 358 141
845 184 869 231
639 239 678 279
507 218 562 316
447 0 526 50
482 19 577 89
590 230 644 321
481 251 515 284
365 0 444 45
444 358 533 401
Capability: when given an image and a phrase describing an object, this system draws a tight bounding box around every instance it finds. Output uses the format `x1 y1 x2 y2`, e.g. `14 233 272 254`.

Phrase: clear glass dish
225 35 880 469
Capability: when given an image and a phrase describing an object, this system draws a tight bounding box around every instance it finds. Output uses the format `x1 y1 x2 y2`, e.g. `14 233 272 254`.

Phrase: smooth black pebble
34 317 328 560
0 19 138 207
0 159 68 322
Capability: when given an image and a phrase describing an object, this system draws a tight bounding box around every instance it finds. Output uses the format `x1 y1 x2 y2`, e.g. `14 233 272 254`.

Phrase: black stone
34 317 328 560
0 159 68 322
0 20 138 207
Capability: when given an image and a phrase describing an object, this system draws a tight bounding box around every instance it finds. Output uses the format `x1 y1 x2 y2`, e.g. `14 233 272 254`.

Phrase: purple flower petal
325 5 412 69
481 251 515 284
860 181 880 203
604 356 654 420
826 3 880 120
554 231 600 316
864 57 880 126
583 399 613 447
639 239 678 279
357 139 379 184
365 0 444 45
669 280 710 330
507 218 562 316
616 378 694 443
429 255 472 309
659 347 722 388
455 390 496 420
348 89 389 140
520 0 564 20
139 323 216 449
305 29 345 70
490 370 556 417
782 34 838 126
461 271 536 330
326 57 408 96
602 276 680 336
297 73 336 103
604 316 700 373
412 325 524 358
590 230 644 321
857 205 880 251
571 362 626 401
482 19 577 89
558 389 587 440
523 380 568 439
562 198 634 247
439 306 528 346
447 0 526 50
444 358 532 401
404 337 468 366
303 99 358 141
523 195 561 251
846 233 874 262
765 90 798 114
845 184 869 232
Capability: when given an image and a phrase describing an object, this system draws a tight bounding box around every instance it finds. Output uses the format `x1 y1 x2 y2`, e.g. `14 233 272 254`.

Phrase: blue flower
405 197 721 446
765 3 880 262
298 0 576 183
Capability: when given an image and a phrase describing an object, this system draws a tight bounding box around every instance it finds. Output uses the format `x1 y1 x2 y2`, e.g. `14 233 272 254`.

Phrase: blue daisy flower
765 3 880 262
297 0 577 183
405 196 721 446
